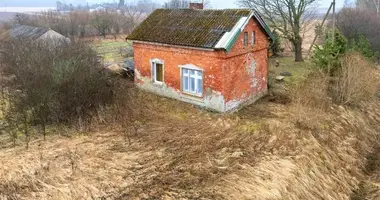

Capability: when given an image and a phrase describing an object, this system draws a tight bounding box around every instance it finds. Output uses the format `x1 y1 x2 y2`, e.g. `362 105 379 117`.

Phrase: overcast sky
207 0 346 9
0 0 347 9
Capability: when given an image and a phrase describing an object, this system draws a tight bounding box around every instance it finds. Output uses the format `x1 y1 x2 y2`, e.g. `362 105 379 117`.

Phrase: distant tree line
336 5 380 61
164 0 211 8
6 0 211 39
56 0 160 13
9 8 145 39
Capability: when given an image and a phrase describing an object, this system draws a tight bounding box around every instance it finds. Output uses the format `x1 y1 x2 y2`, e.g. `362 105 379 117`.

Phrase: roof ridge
127 8 270 50
157 8 252 11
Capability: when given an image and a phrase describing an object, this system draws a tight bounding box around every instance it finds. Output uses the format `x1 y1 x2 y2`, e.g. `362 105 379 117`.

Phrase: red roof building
127 8 273 112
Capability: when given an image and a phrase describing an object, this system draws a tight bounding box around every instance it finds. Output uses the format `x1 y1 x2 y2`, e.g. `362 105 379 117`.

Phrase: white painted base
135 71 267 113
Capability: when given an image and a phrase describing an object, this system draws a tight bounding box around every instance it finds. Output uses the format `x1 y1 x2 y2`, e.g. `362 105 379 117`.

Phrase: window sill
182 91 203 99
153 81 164 87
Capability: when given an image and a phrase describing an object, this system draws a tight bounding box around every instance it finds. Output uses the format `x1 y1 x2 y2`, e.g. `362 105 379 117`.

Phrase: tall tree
238 0 318 62
356 0 380 17
92 10 112 38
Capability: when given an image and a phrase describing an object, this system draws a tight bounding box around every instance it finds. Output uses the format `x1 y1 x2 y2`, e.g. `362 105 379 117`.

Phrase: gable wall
39 30 67 41
221 18 270 110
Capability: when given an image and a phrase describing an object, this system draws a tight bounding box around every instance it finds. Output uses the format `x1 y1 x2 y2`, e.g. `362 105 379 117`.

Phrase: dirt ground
1 58 380 200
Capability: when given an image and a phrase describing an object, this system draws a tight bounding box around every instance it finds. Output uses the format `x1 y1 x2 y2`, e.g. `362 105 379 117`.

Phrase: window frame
243 31 248 47
252 31 256 46
179 64 204 97
150 58 164 85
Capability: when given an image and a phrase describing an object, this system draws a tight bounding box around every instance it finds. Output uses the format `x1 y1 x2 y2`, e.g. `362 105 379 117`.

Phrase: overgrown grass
269 57 313 86
92 40 132 62
1 54 380 199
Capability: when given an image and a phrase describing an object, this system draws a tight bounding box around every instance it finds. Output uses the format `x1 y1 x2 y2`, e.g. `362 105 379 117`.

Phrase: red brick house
127 8 274 112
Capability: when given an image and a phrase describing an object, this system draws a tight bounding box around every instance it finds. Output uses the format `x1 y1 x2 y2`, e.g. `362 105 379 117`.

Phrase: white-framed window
181 65 203 96
151 59 164 84
252 31 256 46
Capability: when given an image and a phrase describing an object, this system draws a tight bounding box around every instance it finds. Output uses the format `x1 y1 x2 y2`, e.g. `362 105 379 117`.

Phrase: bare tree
14 13 33 25
121 4 145 34
164 0 211 8
11 7 145 39
356 0 380 17
164 0 190 8
92 10 112 38
136 0 161 13
336 7 380 56
237 0 318 62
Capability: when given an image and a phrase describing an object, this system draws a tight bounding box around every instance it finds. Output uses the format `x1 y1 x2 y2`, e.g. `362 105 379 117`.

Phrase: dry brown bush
0 39 113 146
291 71 331 110
333 52 380 105
288 71 331 131
110 80 140 145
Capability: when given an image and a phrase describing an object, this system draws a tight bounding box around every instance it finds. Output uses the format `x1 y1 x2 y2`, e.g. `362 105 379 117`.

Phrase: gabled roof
127 9 274 51
9 25 50 40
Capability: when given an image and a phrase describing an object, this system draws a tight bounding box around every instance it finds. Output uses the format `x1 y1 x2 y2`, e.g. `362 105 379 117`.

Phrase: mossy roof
9 25 50 39
127 9 254 49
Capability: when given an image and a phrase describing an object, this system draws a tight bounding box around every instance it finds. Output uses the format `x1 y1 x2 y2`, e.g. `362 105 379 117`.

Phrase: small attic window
252 31 256 46
244 32 248 47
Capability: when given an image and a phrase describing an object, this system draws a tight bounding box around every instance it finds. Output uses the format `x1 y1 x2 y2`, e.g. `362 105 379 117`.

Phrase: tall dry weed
290 71 331 130
333 52 380 105
291 71 331 110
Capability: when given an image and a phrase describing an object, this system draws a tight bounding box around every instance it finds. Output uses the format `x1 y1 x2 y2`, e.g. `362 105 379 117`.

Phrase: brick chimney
189 3 204 9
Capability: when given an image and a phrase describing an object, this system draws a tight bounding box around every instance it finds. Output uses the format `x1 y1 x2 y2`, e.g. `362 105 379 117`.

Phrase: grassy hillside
1 57 380 199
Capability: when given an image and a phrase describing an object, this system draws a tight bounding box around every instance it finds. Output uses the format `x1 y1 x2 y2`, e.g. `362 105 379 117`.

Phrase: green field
269 56 313 85
92 40 132 63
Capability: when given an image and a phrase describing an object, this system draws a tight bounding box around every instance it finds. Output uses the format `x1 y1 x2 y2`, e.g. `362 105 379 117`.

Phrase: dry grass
1 84 380 199
1 58 380 199
333 52 380 105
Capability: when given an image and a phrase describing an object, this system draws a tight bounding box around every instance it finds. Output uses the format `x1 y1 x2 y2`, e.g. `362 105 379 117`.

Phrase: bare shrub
291 71 331 110
332 52 380 105
337 7 380 57
111 81 137 145
290 71 331 130
0 39 113 144
10 8 146 39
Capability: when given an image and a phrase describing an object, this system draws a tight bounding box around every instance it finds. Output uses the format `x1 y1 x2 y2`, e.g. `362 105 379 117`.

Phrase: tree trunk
294 41 303 62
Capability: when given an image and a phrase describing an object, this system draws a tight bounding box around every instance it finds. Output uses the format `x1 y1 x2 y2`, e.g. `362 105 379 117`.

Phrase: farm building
127 5 274 112
3 25 70 44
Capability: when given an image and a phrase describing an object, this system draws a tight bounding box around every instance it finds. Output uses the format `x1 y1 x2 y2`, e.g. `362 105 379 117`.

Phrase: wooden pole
332 0 336 44
307 2 333 58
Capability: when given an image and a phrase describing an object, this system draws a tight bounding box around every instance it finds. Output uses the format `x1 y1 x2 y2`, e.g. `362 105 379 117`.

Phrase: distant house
90 6 105 12
127 5 274 112
3 25 70 44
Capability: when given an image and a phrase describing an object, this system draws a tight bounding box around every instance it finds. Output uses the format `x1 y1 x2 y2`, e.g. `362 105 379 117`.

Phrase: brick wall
133 17 270 112
133 43 225 94
223 18 270 107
